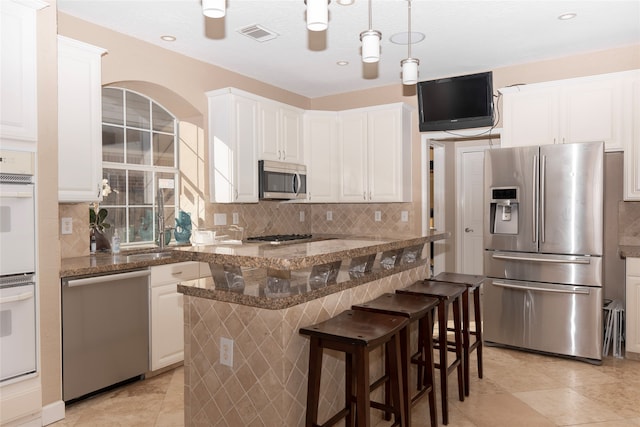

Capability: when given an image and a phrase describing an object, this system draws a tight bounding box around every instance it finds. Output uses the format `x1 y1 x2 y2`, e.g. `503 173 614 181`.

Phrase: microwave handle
293 172 300 196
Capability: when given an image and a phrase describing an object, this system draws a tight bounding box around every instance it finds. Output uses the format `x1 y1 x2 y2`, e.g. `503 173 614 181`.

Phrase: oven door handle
0 191 33 198
492 281 591 295
0 290 34 304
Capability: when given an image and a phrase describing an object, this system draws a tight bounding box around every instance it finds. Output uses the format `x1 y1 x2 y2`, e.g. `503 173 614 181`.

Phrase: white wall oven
0 150 36 383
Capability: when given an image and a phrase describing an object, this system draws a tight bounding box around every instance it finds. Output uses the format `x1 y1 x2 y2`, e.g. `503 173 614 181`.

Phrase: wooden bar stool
352 293 439 427
397 280 466 426
299 310 409 427
432 272 485 397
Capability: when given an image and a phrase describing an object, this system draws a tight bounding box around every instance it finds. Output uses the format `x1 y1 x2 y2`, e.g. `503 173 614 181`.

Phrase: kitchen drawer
627 257 640 276
151 262 202 287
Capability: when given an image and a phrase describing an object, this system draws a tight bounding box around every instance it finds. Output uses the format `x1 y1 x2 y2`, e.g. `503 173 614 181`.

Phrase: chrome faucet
157 188 166 249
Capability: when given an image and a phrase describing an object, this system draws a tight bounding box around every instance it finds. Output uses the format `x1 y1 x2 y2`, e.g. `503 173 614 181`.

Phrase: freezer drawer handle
65 269 150 287
0 290 34 304
492 254 590 264
493 281 591 295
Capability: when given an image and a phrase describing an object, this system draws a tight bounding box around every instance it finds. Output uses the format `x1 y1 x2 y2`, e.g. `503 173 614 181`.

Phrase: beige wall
49 10 640 408
37 0 61 407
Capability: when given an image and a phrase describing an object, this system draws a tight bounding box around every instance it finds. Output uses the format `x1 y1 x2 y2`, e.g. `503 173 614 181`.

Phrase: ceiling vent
237 24 279 42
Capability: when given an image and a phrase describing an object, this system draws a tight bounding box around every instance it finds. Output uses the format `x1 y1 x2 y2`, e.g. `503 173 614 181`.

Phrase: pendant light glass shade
306 0 330 32
202 0 226 18
400 0 419 85
401 58 419 85
360 30 381 63
360 0 381 63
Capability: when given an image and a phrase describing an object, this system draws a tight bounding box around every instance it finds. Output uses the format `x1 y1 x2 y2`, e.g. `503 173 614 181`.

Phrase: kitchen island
175 232 448 426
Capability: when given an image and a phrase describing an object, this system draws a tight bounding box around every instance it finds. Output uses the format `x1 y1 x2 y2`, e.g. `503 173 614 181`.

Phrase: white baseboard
41 400 65 426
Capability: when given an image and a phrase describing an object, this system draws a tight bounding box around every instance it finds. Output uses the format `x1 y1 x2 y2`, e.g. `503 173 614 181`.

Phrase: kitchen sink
126 252 174 262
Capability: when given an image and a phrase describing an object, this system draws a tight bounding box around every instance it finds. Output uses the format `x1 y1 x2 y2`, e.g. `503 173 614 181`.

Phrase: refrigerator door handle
540 155 546 243
492 253 591 264
492 281 591 295
533 154 539 243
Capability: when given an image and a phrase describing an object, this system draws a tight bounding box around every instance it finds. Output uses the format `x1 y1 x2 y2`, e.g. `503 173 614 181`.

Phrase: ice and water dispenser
489 187 519 235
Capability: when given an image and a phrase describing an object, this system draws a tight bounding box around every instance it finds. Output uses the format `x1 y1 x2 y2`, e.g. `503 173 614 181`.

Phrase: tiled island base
183 264 428 426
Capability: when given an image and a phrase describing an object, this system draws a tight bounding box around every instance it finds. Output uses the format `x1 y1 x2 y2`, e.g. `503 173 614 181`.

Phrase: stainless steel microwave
258 160 307 200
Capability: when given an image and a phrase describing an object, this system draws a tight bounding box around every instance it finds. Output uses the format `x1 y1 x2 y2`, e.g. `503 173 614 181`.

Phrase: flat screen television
417 71 494 132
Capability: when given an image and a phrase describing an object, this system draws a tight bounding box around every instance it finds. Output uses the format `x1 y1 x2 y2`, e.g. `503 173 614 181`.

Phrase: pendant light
401 0 419 85
306 0 330 32
202 0 226 18
360 0 381 63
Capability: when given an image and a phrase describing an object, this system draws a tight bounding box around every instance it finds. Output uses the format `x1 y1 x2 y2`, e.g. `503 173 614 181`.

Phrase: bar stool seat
432 272 485 397
397 280 466 426
300 310 409 427
352 293 439 427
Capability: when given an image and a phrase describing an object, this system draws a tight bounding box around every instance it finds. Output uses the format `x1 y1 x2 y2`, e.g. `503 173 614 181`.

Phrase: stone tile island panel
178 232 448 426
183 265 428 427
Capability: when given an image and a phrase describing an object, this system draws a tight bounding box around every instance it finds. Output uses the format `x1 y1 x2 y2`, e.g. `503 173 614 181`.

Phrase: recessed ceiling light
160 35 176 41
558 13 577 20
389 31 425 45
336 60 349 66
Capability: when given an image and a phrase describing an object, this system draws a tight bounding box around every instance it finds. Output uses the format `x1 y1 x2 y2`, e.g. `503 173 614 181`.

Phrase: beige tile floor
54 346 640 427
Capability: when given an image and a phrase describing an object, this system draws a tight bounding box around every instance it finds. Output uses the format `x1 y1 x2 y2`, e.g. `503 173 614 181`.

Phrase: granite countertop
174 231 449 270
619 245 640 258
60 232 449 277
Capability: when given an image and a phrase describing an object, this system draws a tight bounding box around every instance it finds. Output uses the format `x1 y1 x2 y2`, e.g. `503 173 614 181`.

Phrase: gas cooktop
246 234 313 245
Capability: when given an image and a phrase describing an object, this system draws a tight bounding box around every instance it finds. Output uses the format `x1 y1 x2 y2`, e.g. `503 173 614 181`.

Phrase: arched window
100 87 179 246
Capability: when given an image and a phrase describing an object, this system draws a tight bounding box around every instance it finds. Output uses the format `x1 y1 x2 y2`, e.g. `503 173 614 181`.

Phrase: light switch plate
299 211 305 222
326 211 333 221
375 211 382 222
220 337 233 367
61 217 73 235
232 212 239 224
214 213 227 225
401 211 409 222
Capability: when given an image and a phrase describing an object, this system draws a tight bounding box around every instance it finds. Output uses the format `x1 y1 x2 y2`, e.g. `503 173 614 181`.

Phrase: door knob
465 227 473 233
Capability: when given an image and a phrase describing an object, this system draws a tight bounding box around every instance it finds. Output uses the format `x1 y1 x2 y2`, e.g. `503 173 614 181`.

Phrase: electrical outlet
61 217 73 235
401 211 409 222
375 211 382 222
214 213 227 225
326 211 333 221
299 211 305 222
232 212 239 224
220 337 233 367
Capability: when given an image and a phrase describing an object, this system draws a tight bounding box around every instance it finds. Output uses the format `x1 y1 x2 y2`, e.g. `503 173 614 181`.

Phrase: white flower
101 179 118 197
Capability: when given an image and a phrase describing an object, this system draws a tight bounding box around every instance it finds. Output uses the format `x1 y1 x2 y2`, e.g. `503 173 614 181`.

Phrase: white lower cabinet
626 258 640 356
150 262 208 371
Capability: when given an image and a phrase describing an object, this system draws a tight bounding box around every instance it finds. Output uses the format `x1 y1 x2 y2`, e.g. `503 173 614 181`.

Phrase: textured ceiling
57 0 640 98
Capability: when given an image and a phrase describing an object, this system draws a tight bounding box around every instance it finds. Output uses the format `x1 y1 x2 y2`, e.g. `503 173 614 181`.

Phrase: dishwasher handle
65 269 150 288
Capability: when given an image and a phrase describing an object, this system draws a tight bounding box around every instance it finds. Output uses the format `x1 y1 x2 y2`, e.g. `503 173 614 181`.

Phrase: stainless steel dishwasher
62 269 150 402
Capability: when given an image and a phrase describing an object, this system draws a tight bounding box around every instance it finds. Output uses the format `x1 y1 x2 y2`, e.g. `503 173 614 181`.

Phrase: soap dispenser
111 229 121 254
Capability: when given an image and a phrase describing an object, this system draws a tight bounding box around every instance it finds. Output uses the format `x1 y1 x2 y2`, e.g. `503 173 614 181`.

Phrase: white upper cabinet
0 0 48 150
258 101 303 163
304 111 339 202
58 36 107 202
500 71 635 152
624 73 640 201
339 103 412 203
207 88 259 203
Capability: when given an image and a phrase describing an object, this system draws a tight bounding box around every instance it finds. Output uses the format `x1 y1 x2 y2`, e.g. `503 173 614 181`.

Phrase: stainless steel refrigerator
483 141 604 363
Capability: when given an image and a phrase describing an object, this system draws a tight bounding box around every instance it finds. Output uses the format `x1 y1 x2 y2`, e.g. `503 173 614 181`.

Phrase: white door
457 148 486 275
